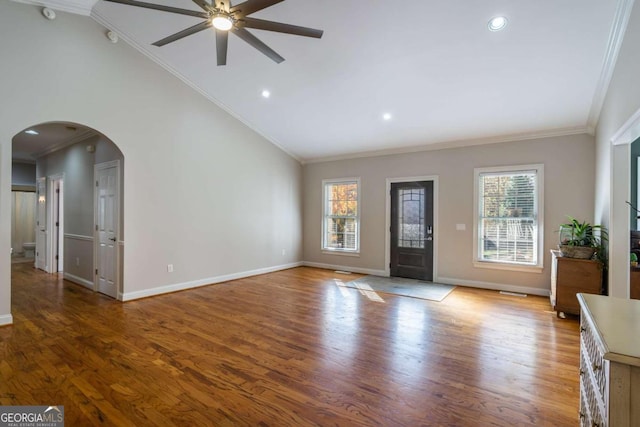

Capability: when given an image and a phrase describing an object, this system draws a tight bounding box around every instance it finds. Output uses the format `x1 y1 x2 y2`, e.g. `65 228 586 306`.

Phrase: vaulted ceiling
12 0 626 162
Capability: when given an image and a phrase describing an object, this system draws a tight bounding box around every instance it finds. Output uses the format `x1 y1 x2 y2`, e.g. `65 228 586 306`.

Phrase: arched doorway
11 121 124 299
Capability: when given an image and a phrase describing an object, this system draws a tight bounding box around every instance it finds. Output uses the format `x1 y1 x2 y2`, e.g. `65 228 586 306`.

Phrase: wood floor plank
0 264 580 426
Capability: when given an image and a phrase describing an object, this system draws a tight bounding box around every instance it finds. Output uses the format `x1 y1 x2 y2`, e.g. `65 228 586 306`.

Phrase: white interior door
48 175 64 273
35 177 47 271
95 162 119 299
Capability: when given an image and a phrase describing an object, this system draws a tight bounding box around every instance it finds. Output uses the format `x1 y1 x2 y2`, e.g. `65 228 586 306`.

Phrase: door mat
343 276 456 302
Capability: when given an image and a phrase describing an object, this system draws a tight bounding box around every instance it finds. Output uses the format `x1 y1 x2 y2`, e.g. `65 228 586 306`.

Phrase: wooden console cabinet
577 293 640 427
550 250 604 316
629 267 640 300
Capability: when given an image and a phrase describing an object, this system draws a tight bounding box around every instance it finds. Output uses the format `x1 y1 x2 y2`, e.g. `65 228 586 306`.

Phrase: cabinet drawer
580 362 607 427
579 392 589 427
580 318 608 403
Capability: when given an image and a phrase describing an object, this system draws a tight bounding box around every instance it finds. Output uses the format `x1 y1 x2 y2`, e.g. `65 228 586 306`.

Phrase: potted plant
558 216 608 260
631 253 638 268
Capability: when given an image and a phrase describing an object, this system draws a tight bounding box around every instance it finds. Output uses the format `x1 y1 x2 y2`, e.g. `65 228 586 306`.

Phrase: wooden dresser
577 294 640 427
550 250 604 317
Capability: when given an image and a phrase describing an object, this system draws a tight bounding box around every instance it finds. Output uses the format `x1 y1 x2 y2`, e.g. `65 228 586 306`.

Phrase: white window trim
472 164 544 273
321 177 361 255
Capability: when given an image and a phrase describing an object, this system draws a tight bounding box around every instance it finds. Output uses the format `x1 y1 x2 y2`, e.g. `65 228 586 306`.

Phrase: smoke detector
42 7 56 20
106 31 119 43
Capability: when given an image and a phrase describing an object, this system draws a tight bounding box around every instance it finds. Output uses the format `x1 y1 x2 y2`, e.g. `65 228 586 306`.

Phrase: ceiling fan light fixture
212 13 233 31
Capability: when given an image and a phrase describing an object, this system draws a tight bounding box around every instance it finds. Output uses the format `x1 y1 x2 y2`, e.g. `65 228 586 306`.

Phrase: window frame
473 164 544 273
321 178 361 255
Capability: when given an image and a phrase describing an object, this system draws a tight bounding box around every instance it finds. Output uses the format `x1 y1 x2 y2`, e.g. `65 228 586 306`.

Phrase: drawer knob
580 326 586 333
579 369 585 376
579 411 585 419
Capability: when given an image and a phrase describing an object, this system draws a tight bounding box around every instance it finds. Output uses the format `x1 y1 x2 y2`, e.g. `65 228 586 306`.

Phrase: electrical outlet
167 264 173 273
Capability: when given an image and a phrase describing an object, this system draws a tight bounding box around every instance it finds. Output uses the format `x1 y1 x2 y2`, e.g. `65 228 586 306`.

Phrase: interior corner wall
0 1 302 318
11 162 36 187
303 134 596 295
594 0 640 298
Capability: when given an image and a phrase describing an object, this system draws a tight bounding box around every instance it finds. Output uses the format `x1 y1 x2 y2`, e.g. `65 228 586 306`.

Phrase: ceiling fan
104 0 323 65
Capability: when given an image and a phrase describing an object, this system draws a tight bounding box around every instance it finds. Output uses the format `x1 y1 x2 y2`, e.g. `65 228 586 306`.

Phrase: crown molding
301 126 590 165
11 0 98 15
587 0 636 130
11 158 36 165
90 9 303 164
610 105 640 145
33 129 97 159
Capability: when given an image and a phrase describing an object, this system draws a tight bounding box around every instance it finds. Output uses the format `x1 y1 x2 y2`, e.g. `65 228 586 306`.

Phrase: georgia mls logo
0 405 64 426
44 406 62 417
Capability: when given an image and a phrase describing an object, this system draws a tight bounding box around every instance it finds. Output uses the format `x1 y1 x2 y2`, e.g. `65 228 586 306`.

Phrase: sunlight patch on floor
334 279 385 303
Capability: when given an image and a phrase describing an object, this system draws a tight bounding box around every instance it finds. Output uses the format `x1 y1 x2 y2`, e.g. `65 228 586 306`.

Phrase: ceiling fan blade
152 21 212 47
242 17 323 38
216 29 228 66
104 0 209 19
191 0 210 11
231 27 284 63
230 0 284 17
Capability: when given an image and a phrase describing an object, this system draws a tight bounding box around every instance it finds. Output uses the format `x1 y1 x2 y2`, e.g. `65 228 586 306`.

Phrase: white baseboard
0 314 13 326
63 272 94 290
302 261 387 277
437 276 550 297
121 262 304 301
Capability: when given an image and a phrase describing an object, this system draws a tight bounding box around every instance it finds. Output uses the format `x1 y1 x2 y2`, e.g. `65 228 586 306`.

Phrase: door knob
109 237 117 242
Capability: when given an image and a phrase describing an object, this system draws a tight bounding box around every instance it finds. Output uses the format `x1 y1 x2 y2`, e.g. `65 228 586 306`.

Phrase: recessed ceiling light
261 90 271 98
25 129 39 135
382 113 392 121
488 16 508 32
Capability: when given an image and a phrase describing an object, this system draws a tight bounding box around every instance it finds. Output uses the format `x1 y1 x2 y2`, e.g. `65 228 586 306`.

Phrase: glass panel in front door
398 188 425 248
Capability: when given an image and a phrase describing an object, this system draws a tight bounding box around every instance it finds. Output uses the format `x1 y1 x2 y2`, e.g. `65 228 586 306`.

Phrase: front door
95 162 119 299
390 181 434 280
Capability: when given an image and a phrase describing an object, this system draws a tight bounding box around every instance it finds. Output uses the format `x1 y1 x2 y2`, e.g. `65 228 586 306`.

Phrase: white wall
303 134 596 295
594 0 640 298
0 1 302 323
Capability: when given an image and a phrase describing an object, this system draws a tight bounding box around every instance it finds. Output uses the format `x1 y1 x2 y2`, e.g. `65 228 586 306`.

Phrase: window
322 178 360 253
473 165 544 271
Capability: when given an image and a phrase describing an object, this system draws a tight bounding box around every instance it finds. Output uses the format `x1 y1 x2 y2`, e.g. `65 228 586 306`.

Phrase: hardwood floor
0 264 580 426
